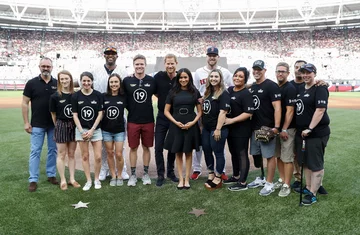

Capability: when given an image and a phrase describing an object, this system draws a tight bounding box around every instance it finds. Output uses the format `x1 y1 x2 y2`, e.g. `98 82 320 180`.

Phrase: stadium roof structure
0 0 360 32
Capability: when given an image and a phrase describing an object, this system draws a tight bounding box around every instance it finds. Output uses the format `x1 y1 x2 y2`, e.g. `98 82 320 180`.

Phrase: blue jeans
29 127 57 182
202 128 228 174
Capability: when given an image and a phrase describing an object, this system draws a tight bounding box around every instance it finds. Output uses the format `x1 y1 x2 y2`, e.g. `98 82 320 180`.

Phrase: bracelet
308 128 313 132
282 129 287 133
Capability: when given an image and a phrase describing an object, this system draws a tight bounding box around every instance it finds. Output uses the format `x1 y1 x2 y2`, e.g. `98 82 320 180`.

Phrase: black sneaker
318 185 328 195
156 176 165 187
291 180 301 189
294 186 311 195
167 174 179 183
302 193 317 206
228 182 248 191
223 176 240 185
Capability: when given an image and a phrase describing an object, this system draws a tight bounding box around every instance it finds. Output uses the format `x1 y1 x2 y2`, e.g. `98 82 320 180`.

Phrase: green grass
0 108 360 234
329 92 360 98
0 91 23 98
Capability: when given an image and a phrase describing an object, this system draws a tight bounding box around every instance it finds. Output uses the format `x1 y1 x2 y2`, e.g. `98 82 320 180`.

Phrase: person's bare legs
184 152 192 187
67 141 77 183
79 141 91 182
176 153 184 188
105 141 116 179
266 156 276 183
115 142 124 179
304 167 312 190
56 143 67 186
142 145 150 169
130 147 138 169
277 158 285 182
310 169 324 195
92 141 102 181
284 162 294 186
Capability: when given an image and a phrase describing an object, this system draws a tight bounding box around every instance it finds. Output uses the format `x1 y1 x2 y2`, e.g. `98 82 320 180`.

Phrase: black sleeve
243 90 254 114
49 93 57 113
219 91 230 111
285 85 296 107
71 92 79 113
315 86 329 109
23 80 32 98
165 92 172 105
269 82 282 102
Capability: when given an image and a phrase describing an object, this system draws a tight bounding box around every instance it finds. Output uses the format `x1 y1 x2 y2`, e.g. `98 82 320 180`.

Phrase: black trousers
155 112 176 177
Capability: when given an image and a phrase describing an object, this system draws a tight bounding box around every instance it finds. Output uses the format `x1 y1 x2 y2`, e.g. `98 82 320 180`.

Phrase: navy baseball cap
299 63 317 74
252 60 266 70
104 46 117 54
206 46 219 55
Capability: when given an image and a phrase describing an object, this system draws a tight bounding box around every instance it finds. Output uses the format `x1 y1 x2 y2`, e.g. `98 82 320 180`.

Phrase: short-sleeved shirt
23 75 57 128
194 66 233 96
49 92 73 121
101 94 126 133
123 75 157 124
290 80 304 94
154 71 176 113
279 81 297 129
249 79 281 130
227 86 254 138
295 84 330 138
202 91 231 131
71 90 103 129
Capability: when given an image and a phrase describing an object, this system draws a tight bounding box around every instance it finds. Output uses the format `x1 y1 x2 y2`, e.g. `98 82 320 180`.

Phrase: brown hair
57 70 74 96
204 69 226 100
164 53 177 63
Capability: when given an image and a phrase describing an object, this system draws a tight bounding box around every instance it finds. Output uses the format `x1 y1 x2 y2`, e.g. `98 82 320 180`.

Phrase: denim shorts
75 128 103 142
102 130 125 142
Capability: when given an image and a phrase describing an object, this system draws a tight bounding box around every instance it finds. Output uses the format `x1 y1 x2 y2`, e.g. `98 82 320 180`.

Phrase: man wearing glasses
123 54 157 186
273 62 297 197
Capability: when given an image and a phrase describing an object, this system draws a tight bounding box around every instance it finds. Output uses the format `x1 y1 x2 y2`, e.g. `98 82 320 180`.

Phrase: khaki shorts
274 128 296 163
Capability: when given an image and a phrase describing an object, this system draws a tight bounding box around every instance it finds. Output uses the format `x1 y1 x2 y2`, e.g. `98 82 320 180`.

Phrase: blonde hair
57 70 74 96
203 69 226 100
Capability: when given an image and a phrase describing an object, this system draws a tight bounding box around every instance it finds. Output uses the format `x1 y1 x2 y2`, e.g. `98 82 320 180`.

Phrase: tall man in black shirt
248 60 281 196
154 54 179 186
22 57 58 192
123 54 157 186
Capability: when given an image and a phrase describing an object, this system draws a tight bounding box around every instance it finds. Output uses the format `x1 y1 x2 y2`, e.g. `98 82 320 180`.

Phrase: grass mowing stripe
0 108 359 234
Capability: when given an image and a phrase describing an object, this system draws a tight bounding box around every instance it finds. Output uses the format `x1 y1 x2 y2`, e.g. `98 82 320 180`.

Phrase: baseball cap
104 46 117 54
299 63 317 74
252 60 266 70
206 46 219 55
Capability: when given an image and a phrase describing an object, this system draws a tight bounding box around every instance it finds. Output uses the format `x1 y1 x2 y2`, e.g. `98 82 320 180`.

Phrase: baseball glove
255 126 276 143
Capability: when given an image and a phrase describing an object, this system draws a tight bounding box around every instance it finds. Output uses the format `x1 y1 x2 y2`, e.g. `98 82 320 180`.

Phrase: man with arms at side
22 57 58 192
192 46 233 180
123 54 157 186
274 62 297 197
248 60 281 196
154 54 179 186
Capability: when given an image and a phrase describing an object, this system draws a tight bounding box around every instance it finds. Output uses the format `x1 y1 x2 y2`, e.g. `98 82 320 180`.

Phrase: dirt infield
2 95 360 180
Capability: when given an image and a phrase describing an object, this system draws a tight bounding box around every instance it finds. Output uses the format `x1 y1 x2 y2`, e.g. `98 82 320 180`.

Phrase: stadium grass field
0 106 359 234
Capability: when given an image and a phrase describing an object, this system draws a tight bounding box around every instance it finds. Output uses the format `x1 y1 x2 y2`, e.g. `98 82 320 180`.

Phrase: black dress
164 90 201 153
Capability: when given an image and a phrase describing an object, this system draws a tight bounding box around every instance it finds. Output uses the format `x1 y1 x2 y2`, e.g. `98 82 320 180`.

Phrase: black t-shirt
49 92 73 121
249 79 281 130
227 86 254 137
202 91 231 131
295 84 330 138
101 94 126 133
123 75 157 123
23 75 57 128
71 90 103 129
154 71 176 113
290 80 304 94
280 81 297 129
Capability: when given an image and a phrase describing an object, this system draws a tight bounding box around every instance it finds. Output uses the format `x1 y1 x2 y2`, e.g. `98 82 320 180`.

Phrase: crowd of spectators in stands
0 27 360 89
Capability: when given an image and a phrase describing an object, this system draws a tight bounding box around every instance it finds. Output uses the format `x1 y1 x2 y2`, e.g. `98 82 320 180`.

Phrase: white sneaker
278 184 291 197
142 174 151 185
109 178 117 187
274 178 283 190
99 168 109 181
248 176 266 189
121 171 130 180
116 178 124 186
259 182 275 196
82 181 92 191
127 175 137 186
94 180 102 189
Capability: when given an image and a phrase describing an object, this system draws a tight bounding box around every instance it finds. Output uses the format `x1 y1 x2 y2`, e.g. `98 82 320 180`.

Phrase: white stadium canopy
0 0 360 31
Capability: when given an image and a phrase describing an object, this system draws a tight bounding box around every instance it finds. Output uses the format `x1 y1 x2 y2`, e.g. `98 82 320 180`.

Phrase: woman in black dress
164 68 202 189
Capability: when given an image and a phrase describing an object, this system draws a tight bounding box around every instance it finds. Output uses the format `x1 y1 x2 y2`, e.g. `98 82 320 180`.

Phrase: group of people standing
22 46 330 206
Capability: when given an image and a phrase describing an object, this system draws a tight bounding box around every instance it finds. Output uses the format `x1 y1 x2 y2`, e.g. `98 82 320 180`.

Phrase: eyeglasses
276 70 289 74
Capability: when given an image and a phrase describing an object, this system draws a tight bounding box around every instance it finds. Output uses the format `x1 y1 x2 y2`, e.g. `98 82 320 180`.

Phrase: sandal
205 175 222 191
205 172 215 185
60 182 68 191
68 181 81 188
